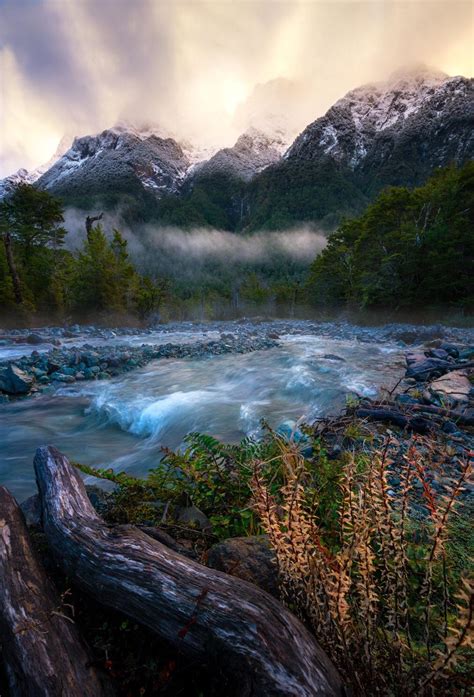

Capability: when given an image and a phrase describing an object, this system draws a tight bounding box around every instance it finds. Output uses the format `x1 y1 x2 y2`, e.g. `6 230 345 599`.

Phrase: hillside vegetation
306 163 474 312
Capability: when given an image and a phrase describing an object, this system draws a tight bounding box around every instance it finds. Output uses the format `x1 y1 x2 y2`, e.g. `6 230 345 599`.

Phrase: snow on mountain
1 66 471 210
286 66 473 176
190 126 289 182
0 135 72 199
34 125 193 199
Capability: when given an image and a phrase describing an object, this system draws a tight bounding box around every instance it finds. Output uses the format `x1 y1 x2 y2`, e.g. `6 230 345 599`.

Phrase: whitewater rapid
0 330 405 501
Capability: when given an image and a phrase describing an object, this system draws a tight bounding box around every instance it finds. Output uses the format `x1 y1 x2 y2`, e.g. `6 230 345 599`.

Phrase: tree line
0 185 167 323
306 162 474 313
1 162 472 325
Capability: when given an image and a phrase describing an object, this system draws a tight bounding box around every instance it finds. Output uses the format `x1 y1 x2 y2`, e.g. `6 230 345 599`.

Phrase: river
0 325 409 502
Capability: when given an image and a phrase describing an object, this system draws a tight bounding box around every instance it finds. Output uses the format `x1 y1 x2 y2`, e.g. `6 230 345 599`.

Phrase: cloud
1 0 473 176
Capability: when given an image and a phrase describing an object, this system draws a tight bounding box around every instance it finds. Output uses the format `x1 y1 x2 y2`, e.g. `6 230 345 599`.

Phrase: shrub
252 436 473 695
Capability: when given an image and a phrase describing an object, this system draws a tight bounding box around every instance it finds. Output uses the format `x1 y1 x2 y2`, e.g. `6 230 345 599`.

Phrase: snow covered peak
287 67 473 170
339 66 450 136
0 135 73 200
190 126 288 182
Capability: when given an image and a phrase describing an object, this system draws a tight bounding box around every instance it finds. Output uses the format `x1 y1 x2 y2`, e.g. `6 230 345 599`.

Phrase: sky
0 0 473 177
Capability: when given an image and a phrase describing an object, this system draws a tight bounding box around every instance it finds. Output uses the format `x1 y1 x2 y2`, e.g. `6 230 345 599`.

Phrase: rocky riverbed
0 320 473 503
1 319 473 401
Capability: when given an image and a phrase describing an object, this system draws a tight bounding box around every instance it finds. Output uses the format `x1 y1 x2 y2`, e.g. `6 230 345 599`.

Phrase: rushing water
0 332 405 502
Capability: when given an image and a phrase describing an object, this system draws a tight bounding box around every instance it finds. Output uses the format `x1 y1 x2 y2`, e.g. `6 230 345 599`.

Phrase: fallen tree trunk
0 486 108 697
34 446 343 697
411 403 474 426
355 408 433 434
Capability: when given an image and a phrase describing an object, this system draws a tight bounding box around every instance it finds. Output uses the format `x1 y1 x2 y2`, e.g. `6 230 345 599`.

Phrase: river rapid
0 321 421 501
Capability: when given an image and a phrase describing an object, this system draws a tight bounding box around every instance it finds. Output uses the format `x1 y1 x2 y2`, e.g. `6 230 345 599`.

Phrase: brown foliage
252 437 473 696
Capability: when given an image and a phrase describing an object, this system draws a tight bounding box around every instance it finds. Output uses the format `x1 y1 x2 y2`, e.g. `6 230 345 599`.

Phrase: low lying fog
64 209 327 284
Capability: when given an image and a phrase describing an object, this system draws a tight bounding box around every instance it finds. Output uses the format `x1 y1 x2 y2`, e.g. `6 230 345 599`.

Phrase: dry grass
252 436 473 696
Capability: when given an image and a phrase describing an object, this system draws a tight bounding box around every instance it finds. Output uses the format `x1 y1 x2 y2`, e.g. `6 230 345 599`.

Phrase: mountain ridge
1 66 472 229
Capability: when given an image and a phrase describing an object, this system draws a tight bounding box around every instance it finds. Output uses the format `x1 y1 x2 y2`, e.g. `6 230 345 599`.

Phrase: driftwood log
0 486 108 697
355 408 432 433
411 403 474 426
34 446 343 697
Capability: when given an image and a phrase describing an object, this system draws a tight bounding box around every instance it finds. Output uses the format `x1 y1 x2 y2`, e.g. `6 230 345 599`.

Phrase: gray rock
405 351 450 381
85 485 111 514
0 364 34 394
26 333 45 345
207 535 279 596
176 504 212 532
426 370 471 407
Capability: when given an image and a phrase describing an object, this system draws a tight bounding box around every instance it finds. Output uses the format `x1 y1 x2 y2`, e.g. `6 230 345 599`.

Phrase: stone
176 504 212 532
439 343 460 359
459 347 474 361
405 351 450 381
26 333 45 345
0 364 34 395
50 372 75 383
323 354 345 361
85 485 111 514
427 370 471 407
207 536 278 596
427 348 449 360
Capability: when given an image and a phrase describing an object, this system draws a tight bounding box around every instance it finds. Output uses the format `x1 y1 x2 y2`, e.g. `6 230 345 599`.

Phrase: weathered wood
0 486 108 697
355 408 432 434
411 403 474 426
34 446 343 697
85 213 103 242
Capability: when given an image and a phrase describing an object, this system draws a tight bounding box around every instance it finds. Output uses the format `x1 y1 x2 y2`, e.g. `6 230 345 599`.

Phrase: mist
63 208 327 299
1 0 473 176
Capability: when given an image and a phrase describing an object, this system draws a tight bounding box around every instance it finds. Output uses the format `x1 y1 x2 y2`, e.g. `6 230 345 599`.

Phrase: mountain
246 66 474 229
34 125 193 213
1 66 472 229
190 127 288 183
0 135 72 200
286 66 472 188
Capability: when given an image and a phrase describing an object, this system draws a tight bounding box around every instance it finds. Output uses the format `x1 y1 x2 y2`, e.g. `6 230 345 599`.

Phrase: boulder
405 351 450 381
425 370 471 408
176 504 212 532
26 333 45 345
0 364 34 395
323 354 346 362
84 485 111 514
207 536 279 596
20 493 42 528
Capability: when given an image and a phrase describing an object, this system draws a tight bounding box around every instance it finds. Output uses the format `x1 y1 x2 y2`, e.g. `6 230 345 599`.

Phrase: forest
0 162 472 325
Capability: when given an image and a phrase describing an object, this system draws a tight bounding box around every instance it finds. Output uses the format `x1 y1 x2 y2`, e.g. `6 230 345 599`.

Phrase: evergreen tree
0 185 67 308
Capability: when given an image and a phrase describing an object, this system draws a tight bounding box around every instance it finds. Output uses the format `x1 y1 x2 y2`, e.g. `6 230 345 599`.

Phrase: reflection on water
0 335 404 501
